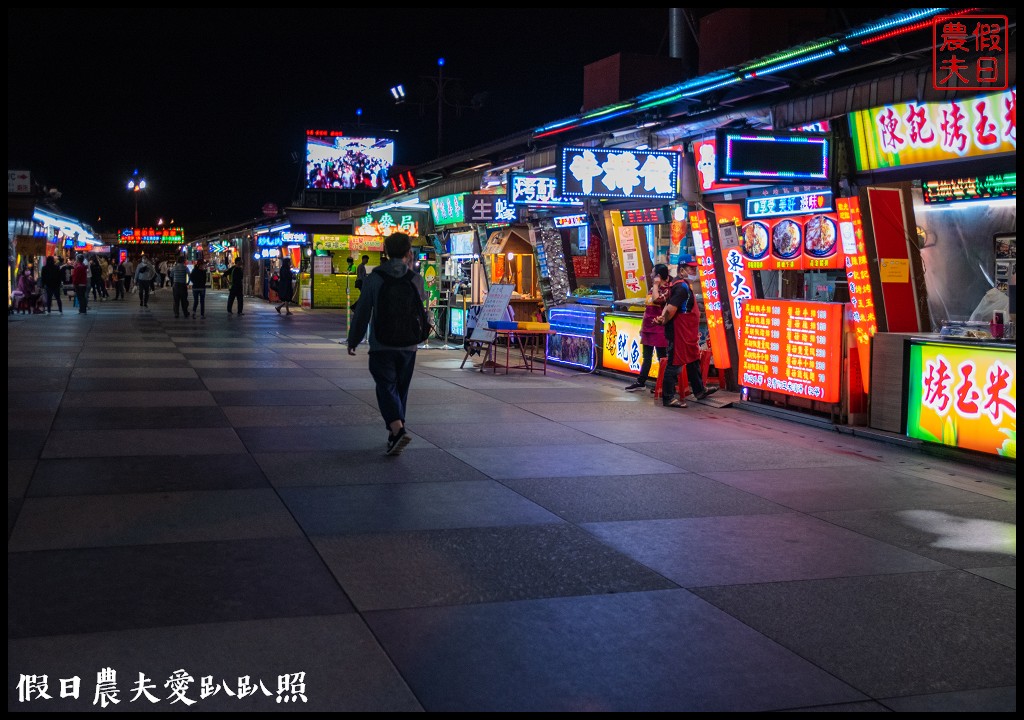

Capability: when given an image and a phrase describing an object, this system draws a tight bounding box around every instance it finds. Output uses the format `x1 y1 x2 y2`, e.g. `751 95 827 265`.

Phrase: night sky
8 8 678 234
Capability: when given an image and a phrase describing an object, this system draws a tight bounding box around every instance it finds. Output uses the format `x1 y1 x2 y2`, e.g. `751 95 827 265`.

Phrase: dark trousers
44 286 63 313
138 281 150 306
368 349 417 428
637 344 667 384
114 279 125 299
227 287 244 314
172 283 189 316
90 278 107 299
74 284 89 313
192 288 206 316
663 359 705 405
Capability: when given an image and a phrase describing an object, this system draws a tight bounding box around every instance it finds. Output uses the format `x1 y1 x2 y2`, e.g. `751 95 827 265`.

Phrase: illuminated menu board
619 207 669 225
690 210 730 368
738 212 843 271
906 341 1016 458
745 190 833 218
740 299 843 403
922 173 1016 204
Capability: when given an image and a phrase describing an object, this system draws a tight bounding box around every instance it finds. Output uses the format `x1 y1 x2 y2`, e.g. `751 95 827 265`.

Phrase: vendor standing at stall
655 255 717 407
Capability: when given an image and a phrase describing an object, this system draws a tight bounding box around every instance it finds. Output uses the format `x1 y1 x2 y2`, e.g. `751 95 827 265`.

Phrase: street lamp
391 58 479 159
126 169 146 228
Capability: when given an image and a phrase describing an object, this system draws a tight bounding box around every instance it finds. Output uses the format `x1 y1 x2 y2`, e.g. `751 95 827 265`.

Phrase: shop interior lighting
918 197 1017 211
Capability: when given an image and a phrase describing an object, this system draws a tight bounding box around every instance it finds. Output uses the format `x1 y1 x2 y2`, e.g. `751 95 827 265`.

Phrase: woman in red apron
655 255 717 408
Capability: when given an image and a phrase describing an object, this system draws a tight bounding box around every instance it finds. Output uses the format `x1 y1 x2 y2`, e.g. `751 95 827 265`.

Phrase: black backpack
372 268 431 346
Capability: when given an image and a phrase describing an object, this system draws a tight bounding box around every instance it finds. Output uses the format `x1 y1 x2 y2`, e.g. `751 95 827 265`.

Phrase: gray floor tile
223 403 380 428
585 513 949 587
568 415 773 443
412 420 606 449
7 357 74 368
8 537 355 638
515 400 726 422
622 437 893 472
77 352 185 360
51 405 231 431
280 480 561 535
28 454 268 496
404 402 543 424
365 589 866 711
255 448 489 487
316 524 678 611
693 571 1017 698
67 376 207 392
9 392 62 410
71 366 198 378
197 367 318 378
58 390 215 408
7 375 68 392
812 503 1017 568
202 376 340 391
212 390 360 406
8 615 423 711
8 489 302 551
879 686 1016 712
8 407 56 431
189 359 303 368
9 430 48 460
237 424 432 453
450 443 682 479
477 387 643 404
43 428 245 457
344 388 504 406
966 565 1016 589
8 459 37 499
71 357 191 368
700 465 999 512
504 473 790 522
786 700 893 711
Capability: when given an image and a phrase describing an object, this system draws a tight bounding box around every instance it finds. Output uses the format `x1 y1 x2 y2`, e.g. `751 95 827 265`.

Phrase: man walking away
170 255 190 318
121 256 134 293
72 254 89 314
135 257 155 307
347 232 428 456
40 255 64 314
227 257 245 315
190 259 208 318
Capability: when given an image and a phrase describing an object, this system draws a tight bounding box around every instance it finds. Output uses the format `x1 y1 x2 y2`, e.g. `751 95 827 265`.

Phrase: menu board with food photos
739 212 843 271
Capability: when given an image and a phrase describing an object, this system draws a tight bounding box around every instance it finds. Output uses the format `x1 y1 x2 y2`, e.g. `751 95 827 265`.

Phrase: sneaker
276 306 282 314
664 398 688 408
385 427 412 456
624 381 646 392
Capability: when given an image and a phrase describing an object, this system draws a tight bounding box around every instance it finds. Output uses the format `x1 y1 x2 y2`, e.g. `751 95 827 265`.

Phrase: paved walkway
8 289 1016 711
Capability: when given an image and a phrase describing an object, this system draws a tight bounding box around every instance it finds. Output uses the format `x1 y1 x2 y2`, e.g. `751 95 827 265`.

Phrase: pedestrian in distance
170 255 190 318
190 258 208 318
72 254 90 314
157 258 169 288
134 257 155 307
274 258 295 315
226 257 245 315
40 255 64 314
351 254 370 313
346 232 431 456
654 254 718 408
112 262 126 300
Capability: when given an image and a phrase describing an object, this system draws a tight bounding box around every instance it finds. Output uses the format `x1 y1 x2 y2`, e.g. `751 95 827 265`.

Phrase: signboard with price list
740 299 844 403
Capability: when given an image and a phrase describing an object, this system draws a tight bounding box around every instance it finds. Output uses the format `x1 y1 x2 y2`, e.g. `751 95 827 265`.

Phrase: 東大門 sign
848 88 1017 172
558 147 680 200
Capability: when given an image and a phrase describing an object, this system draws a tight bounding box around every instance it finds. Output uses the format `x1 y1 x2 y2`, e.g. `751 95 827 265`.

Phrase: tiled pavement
8 289 1016 712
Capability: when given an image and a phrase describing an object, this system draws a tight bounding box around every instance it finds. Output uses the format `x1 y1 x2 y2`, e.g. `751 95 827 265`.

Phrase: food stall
847 88 1016 458
308 234 382 308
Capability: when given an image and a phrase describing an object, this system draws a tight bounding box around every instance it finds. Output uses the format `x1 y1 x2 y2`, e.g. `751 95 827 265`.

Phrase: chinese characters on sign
922 172 1016 204
690 210 730 368
559 147 680 200
932 15 1009 91
836 196 877 393
740 299 843 403
601 313 653 376
463 194 517 224
118 228 186 244
745 190 834 219
16 670 307 706
848 88 1016 171
508 175 582 206
355 211 421 237
907 342 1016 458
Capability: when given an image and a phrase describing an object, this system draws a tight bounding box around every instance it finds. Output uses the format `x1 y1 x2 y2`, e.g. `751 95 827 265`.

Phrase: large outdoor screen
305 131 394 190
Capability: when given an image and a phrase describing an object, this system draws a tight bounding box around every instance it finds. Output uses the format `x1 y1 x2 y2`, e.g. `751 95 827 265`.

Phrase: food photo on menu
742 221 769 259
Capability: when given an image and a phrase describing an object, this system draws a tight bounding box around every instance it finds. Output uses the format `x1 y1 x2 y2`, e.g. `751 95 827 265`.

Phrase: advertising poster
601 313 658 376
907 342 1016 458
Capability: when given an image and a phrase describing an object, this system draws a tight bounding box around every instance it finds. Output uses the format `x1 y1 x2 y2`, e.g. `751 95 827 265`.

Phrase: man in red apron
655 255 717 408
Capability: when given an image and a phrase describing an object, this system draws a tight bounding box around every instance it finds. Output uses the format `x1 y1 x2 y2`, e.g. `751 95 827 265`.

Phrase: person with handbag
624 263 671 393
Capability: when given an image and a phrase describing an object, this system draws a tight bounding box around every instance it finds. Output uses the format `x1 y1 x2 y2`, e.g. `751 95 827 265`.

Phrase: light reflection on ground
898 510 1017 555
